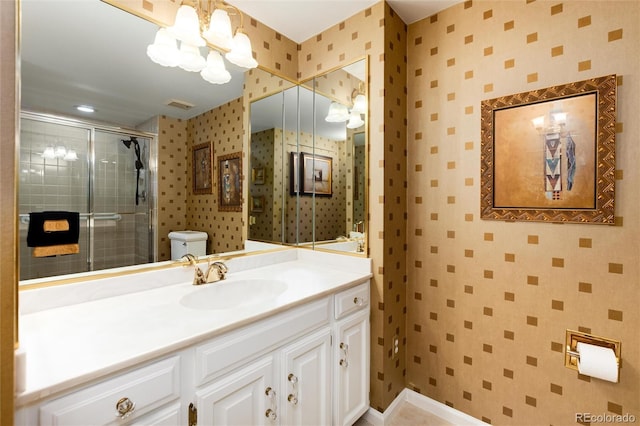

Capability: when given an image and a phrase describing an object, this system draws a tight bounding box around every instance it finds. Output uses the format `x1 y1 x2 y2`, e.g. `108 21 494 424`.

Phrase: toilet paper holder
564 329 621 371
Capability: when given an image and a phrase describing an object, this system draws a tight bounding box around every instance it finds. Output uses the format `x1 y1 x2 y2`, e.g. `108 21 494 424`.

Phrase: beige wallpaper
249 128 276 241
186 98 245 254
406 1 639 424
157 115 187 260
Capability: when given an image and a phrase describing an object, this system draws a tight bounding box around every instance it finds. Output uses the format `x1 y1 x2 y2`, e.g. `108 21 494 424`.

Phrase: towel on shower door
27 211 80 257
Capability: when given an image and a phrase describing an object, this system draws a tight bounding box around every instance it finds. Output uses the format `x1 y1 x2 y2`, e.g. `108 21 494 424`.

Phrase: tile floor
354 401 456 426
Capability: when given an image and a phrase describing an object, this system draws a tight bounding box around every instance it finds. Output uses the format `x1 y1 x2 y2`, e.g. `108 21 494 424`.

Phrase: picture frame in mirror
192 142 213 195
301 152 332 197
218 152 243 212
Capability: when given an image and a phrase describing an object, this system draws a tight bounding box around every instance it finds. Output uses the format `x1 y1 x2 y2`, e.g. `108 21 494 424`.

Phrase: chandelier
325 86 367 129
146 0 258 85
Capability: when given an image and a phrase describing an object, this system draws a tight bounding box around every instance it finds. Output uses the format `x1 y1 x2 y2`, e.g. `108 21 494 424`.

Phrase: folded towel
27 211 80 247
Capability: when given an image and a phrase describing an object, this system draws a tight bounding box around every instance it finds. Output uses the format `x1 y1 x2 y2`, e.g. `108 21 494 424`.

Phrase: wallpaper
156 115 187 260
406 1 639 424
186 97 245 254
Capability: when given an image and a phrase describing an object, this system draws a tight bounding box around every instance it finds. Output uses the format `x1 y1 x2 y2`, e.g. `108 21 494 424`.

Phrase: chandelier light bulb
63 149 78 161
42 146 56 160
167 4 206 47
203 9 233 51
201 50 232 84
351 94 367 115
178 42 206 72
147 28 181 67
325 102 350 123
346 110 364 129
225 30 258 69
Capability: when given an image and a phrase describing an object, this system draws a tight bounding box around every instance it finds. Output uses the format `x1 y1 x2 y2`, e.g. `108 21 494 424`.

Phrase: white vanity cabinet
333 283 370 426
30 356 182 426
16 279 370 426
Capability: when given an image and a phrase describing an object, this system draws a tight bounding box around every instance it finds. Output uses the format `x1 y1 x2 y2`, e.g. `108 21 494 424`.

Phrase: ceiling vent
166 99 195 110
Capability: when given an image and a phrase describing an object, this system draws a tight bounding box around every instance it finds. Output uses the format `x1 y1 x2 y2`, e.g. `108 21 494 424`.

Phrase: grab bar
19 213 123 224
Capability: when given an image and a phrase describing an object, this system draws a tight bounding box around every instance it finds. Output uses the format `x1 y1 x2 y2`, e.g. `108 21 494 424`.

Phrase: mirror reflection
19 0 367 283
248 59 367 254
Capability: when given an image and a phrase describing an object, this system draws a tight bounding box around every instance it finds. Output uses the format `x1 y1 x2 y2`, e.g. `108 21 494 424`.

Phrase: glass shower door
19 113 155 281
93 130 152 271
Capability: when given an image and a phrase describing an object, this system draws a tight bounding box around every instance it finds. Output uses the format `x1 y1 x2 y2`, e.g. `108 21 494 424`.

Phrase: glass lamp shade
147 28 181 67
225 31 258 69
54 146 67 158
325 102 350 123
351 94 367 115
200 50 231 84
346 111 364 129
63 149 78 161
42 146 55 160
203 9 233 50
167 5 205 47
178 42 206 72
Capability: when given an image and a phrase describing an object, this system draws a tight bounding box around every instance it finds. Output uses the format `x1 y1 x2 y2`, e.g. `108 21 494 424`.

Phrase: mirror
19 0 367 285
248 59 367 254
17 0 268 283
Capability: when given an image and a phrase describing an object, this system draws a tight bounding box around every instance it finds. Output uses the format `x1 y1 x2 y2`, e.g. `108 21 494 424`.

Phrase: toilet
168 231 208 260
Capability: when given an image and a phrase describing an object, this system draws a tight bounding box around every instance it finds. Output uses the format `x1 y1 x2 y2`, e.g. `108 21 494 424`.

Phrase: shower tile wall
19 118 90 279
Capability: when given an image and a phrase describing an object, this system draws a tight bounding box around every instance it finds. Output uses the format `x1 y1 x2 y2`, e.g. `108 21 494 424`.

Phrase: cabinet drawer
335 282 369 319
39 356 180 426
195 297 330 386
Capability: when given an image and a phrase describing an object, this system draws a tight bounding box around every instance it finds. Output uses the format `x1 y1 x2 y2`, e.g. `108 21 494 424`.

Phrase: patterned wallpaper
249 128 276 241
406 1 639 424
156 115 187 260
186 98 245 254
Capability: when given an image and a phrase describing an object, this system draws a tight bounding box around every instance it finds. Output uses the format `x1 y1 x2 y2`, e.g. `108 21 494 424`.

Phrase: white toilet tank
168 231 208 260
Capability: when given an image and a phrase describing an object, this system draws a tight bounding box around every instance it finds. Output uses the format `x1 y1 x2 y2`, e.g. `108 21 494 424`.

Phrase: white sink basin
180 279 288 310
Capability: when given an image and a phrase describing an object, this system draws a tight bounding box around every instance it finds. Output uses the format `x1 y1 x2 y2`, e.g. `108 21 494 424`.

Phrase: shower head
121 137 138 149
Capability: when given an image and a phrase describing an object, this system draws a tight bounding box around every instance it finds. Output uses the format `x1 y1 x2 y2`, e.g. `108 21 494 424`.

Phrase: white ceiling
20 0 461 128
228 0 461 42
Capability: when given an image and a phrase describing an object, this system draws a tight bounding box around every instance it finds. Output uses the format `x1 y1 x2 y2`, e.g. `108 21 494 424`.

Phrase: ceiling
20 0 460 129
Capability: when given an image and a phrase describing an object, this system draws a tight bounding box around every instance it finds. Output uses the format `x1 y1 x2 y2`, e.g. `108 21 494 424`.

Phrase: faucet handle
181 253 197 265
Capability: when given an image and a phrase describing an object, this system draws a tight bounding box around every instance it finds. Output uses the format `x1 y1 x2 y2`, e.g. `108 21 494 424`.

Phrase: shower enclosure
19 112 156 280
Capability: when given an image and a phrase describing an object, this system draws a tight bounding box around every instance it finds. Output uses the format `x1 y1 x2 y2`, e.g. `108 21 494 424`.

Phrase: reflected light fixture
146 0 257 85
325 84 367 129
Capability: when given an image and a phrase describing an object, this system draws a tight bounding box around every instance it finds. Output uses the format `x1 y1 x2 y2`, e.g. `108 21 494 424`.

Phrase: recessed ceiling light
76 105 95 113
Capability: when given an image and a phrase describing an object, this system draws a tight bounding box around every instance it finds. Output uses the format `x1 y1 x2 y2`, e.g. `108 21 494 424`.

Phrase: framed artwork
289 152 299 196
301 152 332 197
218 152 242 212
480 74 616 224
252 167 265 185
251 195 265 213
192 143 213 195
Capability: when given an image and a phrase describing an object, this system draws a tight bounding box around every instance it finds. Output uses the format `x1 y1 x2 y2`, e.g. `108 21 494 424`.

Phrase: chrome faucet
205 260 228 283
181 253 207 285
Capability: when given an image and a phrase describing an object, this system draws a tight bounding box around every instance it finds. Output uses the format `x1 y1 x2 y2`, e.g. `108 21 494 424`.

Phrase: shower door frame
20 111 158 277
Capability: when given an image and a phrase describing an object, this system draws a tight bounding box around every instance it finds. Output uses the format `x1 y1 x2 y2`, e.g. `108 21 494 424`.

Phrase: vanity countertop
16 249 371 407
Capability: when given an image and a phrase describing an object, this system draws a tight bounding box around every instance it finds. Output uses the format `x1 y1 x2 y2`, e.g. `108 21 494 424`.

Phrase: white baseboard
360 388 488 426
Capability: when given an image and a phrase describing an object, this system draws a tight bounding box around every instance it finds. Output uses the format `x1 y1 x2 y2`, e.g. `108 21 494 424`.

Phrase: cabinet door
334 310 370 426
280 328 332 426
195 356 278 426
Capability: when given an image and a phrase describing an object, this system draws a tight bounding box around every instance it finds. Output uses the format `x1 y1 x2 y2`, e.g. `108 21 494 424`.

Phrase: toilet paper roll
577 342 619 383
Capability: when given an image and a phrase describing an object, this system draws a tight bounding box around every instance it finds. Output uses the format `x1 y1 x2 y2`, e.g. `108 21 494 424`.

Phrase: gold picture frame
251 195 265 213
192 142 213 195
480 74 616 224
301 152 332 197
218 152 242 212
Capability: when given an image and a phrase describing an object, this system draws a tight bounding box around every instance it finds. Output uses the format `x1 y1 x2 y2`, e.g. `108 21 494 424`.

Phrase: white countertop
16 249 371 407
